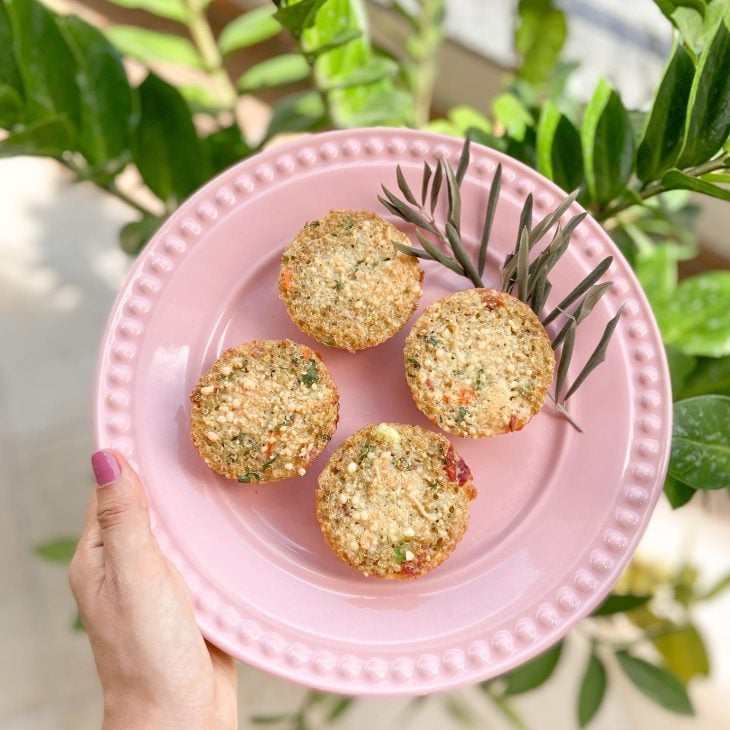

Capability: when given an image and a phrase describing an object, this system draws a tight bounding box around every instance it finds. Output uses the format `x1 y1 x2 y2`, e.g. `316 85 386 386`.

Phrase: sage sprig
379 136 625 430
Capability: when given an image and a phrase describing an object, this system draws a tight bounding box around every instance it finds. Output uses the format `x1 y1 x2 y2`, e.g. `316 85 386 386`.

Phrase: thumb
91 449 156 564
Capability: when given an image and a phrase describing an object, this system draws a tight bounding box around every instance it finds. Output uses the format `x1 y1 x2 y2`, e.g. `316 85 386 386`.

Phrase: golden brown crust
190 340 339 483
403 289 554 438
278 210 423 351
316 423 476 579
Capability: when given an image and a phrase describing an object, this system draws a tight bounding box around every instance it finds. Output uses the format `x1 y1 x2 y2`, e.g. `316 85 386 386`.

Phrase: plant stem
185 0 238 110
483 686 528 730
598 156 729 222
604 623 690 652
408 0 445 127
56 156 156 217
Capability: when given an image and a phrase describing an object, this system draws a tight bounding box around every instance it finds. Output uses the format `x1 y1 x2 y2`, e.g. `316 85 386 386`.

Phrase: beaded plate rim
94 128 671 695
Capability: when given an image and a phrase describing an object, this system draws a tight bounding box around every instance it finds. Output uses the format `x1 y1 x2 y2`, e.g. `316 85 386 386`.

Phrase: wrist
102 695 213 730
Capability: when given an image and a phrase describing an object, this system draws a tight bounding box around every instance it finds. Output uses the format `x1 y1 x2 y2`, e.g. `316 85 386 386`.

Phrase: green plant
18 0 730 726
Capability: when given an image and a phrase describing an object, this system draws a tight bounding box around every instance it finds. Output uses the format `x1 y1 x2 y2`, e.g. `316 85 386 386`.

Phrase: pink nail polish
91 450 120 487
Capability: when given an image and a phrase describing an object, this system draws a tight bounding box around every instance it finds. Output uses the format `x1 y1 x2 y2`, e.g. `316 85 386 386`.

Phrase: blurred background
1 0 729 728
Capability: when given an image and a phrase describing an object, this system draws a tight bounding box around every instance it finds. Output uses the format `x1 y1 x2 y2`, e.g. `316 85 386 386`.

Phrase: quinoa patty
316 423 476 579
404 289 554 438
279 210 423 351
190 340 339 483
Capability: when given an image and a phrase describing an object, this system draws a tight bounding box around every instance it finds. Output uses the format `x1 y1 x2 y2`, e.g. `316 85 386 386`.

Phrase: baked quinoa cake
190 340 339 483
316 423 476 579
404 289 554 438
278 210 423 351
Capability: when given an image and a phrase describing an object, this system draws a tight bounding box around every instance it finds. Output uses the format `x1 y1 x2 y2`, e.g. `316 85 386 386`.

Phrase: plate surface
94 128 671 695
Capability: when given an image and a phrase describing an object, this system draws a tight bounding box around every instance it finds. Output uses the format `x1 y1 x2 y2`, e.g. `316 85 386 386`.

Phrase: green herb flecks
300 359 318 386
237 472 260 483
262 453 279 470
394 544 407 564
427 333 440 346
359 442 374 462
234 434 259 452
475 368 485 390
455 406 470 424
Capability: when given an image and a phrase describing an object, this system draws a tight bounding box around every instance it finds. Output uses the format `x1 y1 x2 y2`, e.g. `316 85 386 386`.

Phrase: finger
69 492 104 606
90 449 157 568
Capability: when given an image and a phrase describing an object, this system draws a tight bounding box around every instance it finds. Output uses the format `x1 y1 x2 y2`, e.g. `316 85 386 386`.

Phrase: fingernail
91 449 120 487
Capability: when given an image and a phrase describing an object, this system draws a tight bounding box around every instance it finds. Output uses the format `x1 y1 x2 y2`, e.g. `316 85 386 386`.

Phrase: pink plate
94 129 671 695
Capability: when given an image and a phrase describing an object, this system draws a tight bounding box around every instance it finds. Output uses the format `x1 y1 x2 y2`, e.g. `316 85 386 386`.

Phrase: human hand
70 449 238 730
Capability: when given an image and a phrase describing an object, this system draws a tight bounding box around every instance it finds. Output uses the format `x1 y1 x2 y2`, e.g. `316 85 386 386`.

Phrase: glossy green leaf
661 271 730 355
178 84 220 111
493 93 533 141
670 1 728 55
698 572 730 600
58 16 133 165
636 42 695 182
323 57 399 90
502 641 563 695
305 27 361 56
616 652 693 715
72 611 84 631
106 26 203 69
448 105 492 135
273 0 328 37
237 54 310 91
515 0 567 85
265 90 325 138
654 0 707 22
537 100 584 193
132 73 206 203
678 17 730 166
665 344 697 396
218 5 280 55
670 395 730 489
0 114 74 156
327 697 353 721
6 0 80 133
0 85 23 127
664 473 697 508
578 651 606 727
34 537 77 563
105 0 187 22
653 623 709 683
634 244 678 317
203 124 251 175
581 80 634 206
119 214 162 255
661 168 730 201
677 355 730 398
0 0 23 104
592 593 651 616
